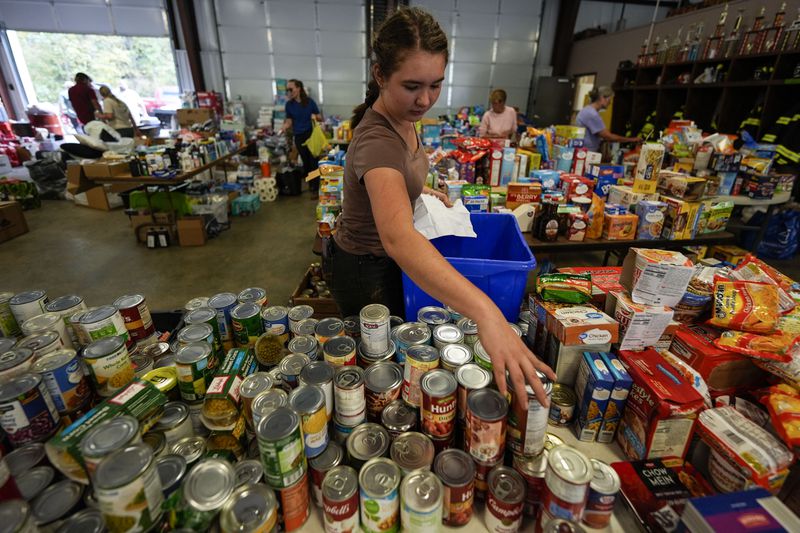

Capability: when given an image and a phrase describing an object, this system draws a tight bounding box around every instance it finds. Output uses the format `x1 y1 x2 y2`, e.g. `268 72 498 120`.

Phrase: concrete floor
1 194 320 312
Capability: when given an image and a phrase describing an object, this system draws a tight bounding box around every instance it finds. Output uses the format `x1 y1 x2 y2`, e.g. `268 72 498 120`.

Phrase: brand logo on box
579 328 613 345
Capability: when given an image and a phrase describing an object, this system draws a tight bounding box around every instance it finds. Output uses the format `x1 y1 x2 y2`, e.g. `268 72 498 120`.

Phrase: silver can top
10 290 46 305
400 469 443 514
324 336 356 357
547 446 593 485
156 454 187 492
45 295 83 313
155 401 190 431
256 406 300 442
334 365 364 389
251 389 288 420
288 384 325 415
234 459 264 487
143 431 167 457
175 342 212 365
420 369 457 397
32 479 83 525
322 464 358 502
237 287 267 305
506 369 553 399
590 458 621 495
393 322 431 346
0 348 35 373
488 465 525 505
315 317 344 338
55 508 105 533
309 440 344 472
279 353 310 377
433 448 475 486
390 432 434 472
455 363 492 391
93 443 154 490
360 304 390 323
295 318 318 336
0 500 31 531
21 312 61 333
240 372 274 400
364 361 403 393
184 307 217 325
299 360 335 386
417 306 450 325
140 342 170 360
183 458 236 512
346 422 389 461
0 373 42 403
288 335 318 355
16 331 60 353
456 317 478 335
80 415 140 459
359 457 400 499
185 297 210 312
16 464 55 501
440 344 472 368
177 323 214 344
467 388 508 422
219 483 277 532
262 305 289 322
113 294 145 310
170 436 206 464
287 305 314 322
208 292 237 309
6 443 45 477
433 323 463 345
80 305 117 324
381 400 417 432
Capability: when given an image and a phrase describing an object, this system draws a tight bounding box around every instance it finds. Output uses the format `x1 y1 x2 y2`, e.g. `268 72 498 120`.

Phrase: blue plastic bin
402 213 537 321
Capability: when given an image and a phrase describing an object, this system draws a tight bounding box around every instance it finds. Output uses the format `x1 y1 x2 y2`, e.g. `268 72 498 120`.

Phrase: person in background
96 86 137 138
280 79 323 195
478 88 518 139
328 7 555 409
117 80 148 124
58 81 79 132
68 73 102 132
576 86 641 151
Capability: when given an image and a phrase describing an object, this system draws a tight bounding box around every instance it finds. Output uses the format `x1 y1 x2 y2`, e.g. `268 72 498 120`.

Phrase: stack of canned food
0 286 620 532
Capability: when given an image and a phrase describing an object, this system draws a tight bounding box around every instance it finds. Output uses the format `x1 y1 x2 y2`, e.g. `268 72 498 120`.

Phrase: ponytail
351 79 380 129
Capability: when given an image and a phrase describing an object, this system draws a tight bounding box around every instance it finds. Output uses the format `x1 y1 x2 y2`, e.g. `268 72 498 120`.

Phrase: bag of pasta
715 330 800 362
708 280 780 334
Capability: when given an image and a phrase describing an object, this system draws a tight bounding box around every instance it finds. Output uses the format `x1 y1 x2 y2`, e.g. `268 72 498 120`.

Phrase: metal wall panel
219 26 269 53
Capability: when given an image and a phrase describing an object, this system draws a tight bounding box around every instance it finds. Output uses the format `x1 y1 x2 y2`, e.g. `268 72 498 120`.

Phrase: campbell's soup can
322 465 359 533
543 445 592 522
400 469 443 530
420 369 457 440
359 458 400 533
308 441 344 508
434 448 475 527
508 370 552 457
582 459 620 529
359 304 390 356
334 366 366 426
486 465 525 533
455 363 492 423
465 388 508 465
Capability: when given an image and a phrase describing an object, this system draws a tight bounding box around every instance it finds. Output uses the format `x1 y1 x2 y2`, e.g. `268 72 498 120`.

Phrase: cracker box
621 248 694 307
543 303 619 346
567 212 588 242
636 200 668 240
607 290 675 352
560 174 593 201
708 244 749 266
554 144 574 173
660 195 703 240
533 169 560 190
632 143 665 194
506 182 542 210
669 323 765 392
607 185 660 213
617 349 704 460
603 213 638 240
574 352 615 442
655 320 680 352
696 200 733 234
657 173 707 201
543 336 612 387
558 266 624 308
597 352 633 444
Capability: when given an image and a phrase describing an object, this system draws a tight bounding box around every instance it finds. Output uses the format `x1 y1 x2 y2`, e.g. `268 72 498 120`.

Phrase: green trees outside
15 31 178 105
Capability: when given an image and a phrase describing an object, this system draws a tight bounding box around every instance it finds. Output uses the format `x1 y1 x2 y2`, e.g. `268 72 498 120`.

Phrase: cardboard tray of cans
290 267 340 318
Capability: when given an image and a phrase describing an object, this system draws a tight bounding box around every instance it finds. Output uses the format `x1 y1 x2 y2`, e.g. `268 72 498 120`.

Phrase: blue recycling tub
402 213 537 321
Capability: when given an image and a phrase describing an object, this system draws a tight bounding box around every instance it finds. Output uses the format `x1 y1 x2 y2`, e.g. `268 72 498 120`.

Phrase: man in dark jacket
68 73 102 130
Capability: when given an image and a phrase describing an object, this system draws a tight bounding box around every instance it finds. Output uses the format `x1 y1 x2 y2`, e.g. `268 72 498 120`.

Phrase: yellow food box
603 213 638 240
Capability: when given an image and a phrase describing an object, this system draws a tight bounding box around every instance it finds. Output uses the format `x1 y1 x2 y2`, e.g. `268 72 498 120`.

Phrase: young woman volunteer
328 7 554 406
281 79 323 194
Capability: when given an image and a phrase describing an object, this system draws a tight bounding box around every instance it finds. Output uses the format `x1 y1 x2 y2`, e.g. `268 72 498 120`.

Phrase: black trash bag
26 159 66 200
277 167 303 196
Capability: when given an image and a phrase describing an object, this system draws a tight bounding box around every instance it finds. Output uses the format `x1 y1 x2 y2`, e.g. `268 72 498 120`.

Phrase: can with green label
230 303 264 348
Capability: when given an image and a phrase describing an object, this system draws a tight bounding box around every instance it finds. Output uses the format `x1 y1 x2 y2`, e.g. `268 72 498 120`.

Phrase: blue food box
597 351 633 444
462 195 489 213
574 352 615 442
636 200 668 240
532 170 560 190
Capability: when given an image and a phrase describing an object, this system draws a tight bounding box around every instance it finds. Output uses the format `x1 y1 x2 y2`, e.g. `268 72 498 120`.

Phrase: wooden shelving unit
612 50 800 138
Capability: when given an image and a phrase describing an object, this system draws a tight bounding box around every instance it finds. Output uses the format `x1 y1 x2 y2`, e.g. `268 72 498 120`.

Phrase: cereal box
506 182 542 210
696 200 733 234
708 244 749 266
607 290 674 352
660 196 703 240
533 169 560 190
597 352 633 444
656 173 707 201
603 213 638 240
607 185 660 213
543 303 619 346
574 352 615 442
636 200 668 240
617 349 704 460
632 143 665 194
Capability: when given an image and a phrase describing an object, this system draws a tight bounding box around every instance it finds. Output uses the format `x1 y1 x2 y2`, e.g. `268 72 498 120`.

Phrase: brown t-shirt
334 108 429 256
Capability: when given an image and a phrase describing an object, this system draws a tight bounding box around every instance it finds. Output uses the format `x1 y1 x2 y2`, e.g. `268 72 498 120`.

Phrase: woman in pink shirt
479 89 518 139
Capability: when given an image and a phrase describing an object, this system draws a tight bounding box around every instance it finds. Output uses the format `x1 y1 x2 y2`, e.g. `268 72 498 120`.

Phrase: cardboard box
500 146 516 186
597 352 633 444
607 290 674 352
696 200 733 234
291 268 340 318
557 266 624 308
632 143 665 194
0 201 28 244
177 108 215 127
635 200 668 240
177 217 207 246
617 349 704 460
620 248 694 307
82 161 130 179
661 195 703 240
488 147 503 187
708 244 749 266
657 173 707 200
602 213 638 240
574 352 615 442
543 336 612 387
669 324 765 392
76 186 124 211
505 182 542 210
607 185 659 213
66 163 95 195
540 300 619 346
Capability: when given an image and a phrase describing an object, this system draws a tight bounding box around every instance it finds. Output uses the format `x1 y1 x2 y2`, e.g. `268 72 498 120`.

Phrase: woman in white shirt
479 88 518 139
97 85 137 137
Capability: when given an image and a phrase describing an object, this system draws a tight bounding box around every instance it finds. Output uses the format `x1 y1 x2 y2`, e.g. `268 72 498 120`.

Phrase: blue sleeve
284 102 293 120
311 100 320 115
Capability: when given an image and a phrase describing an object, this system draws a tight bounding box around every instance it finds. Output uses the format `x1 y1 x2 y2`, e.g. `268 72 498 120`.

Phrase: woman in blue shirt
576 86 640 152
282 79 322 193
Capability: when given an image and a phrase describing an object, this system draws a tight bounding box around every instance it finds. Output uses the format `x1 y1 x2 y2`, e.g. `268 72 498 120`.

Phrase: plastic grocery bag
303 122 329 157
757 209 800 260
413 195 476 240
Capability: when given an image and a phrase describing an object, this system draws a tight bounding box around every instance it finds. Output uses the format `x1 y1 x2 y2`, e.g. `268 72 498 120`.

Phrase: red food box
558 266 624 308
617 349 704 461
561 174 594 201
571 147 588 176
668 324 765 392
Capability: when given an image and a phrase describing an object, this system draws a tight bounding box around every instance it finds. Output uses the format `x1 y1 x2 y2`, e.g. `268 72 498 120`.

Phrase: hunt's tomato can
420 369 457 440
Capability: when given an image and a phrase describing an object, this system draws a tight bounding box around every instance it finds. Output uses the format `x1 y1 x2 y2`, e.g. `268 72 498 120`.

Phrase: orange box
602 213 638 240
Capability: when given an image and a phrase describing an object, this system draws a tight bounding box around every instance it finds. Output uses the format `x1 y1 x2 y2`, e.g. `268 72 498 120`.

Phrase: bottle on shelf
637 38 649 66
679 24 694 62
667 27 683 63
762 2 787 53
723 9 745 58
658 34 670 64
688 22 704 61
703 2 729 59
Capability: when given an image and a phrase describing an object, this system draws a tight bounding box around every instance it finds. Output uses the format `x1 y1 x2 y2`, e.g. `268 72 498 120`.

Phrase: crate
232 194 260 216
402 213 536 321
291 268 341 318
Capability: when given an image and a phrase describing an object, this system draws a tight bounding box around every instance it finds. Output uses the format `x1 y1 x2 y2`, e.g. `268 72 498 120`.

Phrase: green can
0 292 21 338
175 343 214 402
230 303 264 348
256 406 307 488
184 307 223 357
473 340 492 371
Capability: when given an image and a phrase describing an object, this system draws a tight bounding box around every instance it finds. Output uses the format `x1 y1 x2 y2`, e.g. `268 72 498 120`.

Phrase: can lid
433 449 475 486
440 344 472 367
80 305 117 324
55 508 105 533
0 373 41 402
346 422 389 461
309 441 344 472
456 317 478 335
257 407 300 441
252 389 288 418
16 465 55 501
297 318 319 335
175 343 212 365
5 443 45 477
381 400 417 430
279 353 310 376
513 449 548 476
364 361 403 393
433 323 463 344
287 305 314 321
32 349 77 375
507 369 553 398
45 294 82 313
420 369 457 397
80 415 140 458
153 354 177 370
113 294 145 310
0 339 15 353
400 469 443 513
324 336 356 356
231 302 261 320
288 384 325 415
185 297 210 311
467 388 508 422
288 335 318 354
359 457 400 498
234 459 264 487
93 442 154 490
390 432 434 471
83 335 126 358
262 305 289 321
0 500 30 531
0 348 35 372
488 466 525 505
360 304 390 322
300 360 335 385
220 483 277 531
334 365 364 388
417 306 450 324
184 307 217 325
548 445 593 485
183 458 236 512
208 292 237 309
17 331 60 352
240 372 274 399
315 318 344 337
238 287 267 304
10 290 46 305
143 431 167 456
141 342 171 360
157 454 188 492
394 323 431 345
177 324 214 344
322 465 358 501
22 312 61 332
156 401 190 430
357 340 396 362
589 459 621 494
32 479 84 524
170 436 206 462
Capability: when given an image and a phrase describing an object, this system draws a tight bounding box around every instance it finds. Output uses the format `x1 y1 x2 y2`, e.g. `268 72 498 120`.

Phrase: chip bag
715 330 800 362
731 256 796 315
708 280 780 333
758 385 800 451
536 273 593 304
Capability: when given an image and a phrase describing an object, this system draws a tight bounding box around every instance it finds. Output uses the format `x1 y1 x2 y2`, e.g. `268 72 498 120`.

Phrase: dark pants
327 238 405 319
294 131 319 193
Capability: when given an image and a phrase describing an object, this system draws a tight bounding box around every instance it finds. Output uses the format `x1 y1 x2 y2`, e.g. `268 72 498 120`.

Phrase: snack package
585 193 605 239
661 350 712 408
714 330 800 362
708 280 780 334
758 384 800 451
536 273 593 304
732 255 796 315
